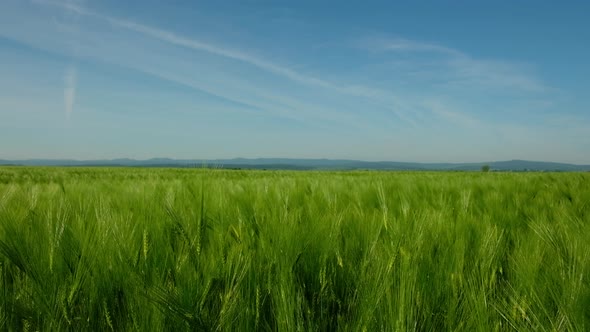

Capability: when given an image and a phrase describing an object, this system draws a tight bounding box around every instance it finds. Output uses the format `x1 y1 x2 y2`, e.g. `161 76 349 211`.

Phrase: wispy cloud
422 99 481 128
367 37 463 56
36 0 345 91
361 36 551 93
23 2 560 128
444 57 549 93
63 65 76 119
32 0 421 124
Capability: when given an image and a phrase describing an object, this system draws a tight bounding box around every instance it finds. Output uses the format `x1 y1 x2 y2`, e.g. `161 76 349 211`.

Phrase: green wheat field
0 167 589 331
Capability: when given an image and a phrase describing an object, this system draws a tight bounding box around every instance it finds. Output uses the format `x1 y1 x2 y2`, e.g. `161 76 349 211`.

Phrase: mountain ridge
1 158 589 171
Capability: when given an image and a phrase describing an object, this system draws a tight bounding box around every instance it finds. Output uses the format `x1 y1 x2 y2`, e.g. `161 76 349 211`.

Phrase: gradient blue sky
1 0 589 163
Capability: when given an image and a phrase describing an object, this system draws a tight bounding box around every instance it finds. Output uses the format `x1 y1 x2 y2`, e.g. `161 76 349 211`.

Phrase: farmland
0 167 589 331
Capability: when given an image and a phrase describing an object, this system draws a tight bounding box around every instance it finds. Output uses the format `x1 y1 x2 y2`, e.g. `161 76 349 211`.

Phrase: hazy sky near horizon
1 1 589 163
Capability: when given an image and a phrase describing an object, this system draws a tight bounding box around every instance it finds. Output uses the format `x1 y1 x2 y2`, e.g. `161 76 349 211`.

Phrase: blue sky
1 0 589 163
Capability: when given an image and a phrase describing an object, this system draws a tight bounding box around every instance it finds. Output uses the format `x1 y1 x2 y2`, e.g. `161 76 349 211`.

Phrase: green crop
0 167 589 331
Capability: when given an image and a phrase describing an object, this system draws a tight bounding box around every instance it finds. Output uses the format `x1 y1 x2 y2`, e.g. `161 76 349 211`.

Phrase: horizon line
1 157 589 166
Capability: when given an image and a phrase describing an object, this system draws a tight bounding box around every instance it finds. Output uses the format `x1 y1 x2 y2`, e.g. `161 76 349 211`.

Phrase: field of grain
0 167 589 331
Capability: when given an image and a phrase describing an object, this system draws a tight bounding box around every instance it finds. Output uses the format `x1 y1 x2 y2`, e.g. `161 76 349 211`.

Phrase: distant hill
1 158 589 171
